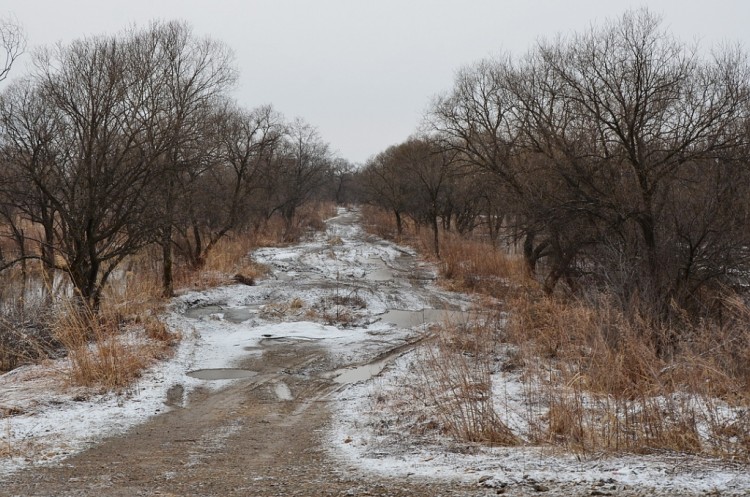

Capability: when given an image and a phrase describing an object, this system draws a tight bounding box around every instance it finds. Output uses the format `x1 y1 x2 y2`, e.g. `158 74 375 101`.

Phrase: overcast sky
4 1 750 163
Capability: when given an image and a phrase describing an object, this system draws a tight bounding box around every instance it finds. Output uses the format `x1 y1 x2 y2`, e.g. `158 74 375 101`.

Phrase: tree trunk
523 231 537 275
192 221 204 268
394 210 403 236
432 215 440 259
161 226 174 297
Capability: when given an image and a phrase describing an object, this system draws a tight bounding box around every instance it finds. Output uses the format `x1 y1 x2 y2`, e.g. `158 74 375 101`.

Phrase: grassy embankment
361 205 750 460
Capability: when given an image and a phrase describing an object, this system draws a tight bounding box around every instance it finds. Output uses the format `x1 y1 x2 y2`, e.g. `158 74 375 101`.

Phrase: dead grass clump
328 235 343 246
504 290 750 458
143 316 178 347
432 232 527 297
546 398 585 445
316 289 368 326
53 303 145 389
414 320 518 446
260 298 309 320
52 299 177 390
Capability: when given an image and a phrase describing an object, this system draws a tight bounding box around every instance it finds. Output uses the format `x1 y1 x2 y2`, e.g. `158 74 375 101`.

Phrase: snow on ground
0 207 464 478
330 342 750 496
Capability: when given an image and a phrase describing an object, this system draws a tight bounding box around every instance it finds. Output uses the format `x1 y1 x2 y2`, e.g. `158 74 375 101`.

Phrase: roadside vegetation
0 17 346 389
357 8 750 460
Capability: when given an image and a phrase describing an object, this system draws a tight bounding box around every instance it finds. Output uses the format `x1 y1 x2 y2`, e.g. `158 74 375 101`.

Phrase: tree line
0 20 341 308
358 9 750 323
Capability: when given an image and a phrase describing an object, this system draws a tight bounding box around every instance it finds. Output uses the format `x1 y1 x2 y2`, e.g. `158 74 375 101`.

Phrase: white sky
4 1 750 164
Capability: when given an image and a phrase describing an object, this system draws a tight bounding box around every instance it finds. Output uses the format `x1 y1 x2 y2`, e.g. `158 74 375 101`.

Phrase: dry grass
414 319 518 445
363 205 750 459
102 264 164 321
506 293 750 457
430 231 527 297
360 205 410 241
52 298 179 390
174 232 270 291
53 302 143 389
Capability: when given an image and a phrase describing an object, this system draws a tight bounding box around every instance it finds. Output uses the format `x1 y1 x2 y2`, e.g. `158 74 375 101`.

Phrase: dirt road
1 209 488 496
2 342 487 496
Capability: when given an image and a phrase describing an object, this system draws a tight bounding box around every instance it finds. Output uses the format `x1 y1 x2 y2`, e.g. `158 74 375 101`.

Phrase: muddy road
1 209 486 496
2 343 480 496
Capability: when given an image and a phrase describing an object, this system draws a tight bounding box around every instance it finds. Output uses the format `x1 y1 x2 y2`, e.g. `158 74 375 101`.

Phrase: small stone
533 483 550 492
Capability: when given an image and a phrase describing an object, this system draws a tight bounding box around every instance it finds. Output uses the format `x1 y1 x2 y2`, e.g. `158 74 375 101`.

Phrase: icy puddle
184 305 260 323
379 309 468 328
274 382 293 400
364 256 394 281
332 358 391 384
365 267 393 281
186 368 258 380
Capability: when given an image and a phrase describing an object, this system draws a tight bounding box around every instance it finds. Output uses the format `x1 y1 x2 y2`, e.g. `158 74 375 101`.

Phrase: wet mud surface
1 341 491 496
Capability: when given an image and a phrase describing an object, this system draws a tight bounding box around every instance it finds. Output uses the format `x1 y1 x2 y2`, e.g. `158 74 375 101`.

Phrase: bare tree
532 9 750 305
395 137 459 257
0 79 59 279
328 157 355 205
359 146 413 236
142 20 237 296
426 8 750 314
15 33 166 308
0 15 24 83
172 103 283 267
270 118 332 240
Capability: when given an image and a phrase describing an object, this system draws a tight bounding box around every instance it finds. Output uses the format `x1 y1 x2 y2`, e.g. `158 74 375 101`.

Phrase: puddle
187 368 258 380
332 358 390 384
273 382 293 400
379 309 468 329
276 270 321 282
366 268 393 281
365 257 394 281
184 305 260 323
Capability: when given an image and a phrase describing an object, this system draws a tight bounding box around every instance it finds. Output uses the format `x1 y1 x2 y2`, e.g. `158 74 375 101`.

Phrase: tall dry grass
174 232 269 291
53 301 149 389
414 319 518 445
429 231 527 298
363 205 750 460
505 293 750 457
